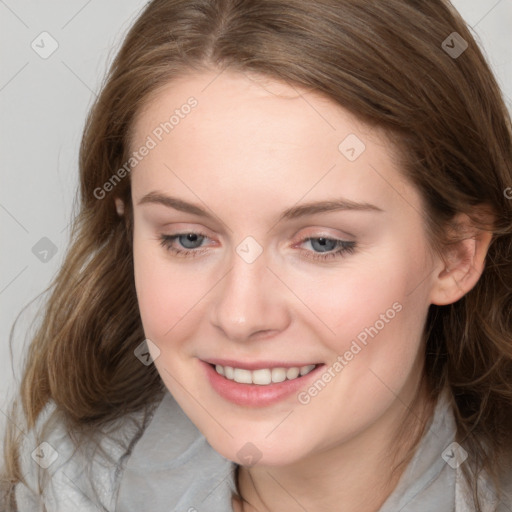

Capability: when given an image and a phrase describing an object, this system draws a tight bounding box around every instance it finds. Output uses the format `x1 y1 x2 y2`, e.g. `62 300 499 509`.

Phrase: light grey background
1 0 511 455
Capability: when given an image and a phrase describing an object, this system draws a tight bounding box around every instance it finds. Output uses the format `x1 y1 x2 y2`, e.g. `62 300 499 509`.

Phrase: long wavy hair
2 0 512 510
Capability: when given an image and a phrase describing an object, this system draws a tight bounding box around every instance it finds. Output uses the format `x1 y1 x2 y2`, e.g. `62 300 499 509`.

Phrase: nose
209 246 291 342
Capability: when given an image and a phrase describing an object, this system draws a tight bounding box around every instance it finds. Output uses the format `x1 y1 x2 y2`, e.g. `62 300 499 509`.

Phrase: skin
119 69 492 512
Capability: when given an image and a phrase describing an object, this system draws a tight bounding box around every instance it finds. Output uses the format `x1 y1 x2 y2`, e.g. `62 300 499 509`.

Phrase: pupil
179 233 201 249
312 237 335 253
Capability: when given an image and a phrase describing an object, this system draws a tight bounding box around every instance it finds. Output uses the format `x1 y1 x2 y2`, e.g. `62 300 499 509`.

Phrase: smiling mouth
211 363 319 385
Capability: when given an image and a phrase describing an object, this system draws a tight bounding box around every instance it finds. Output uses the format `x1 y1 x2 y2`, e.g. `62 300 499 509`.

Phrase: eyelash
158 232 356 262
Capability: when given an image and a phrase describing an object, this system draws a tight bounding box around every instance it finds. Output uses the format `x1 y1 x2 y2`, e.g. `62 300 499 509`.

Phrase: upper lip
202 358 323 370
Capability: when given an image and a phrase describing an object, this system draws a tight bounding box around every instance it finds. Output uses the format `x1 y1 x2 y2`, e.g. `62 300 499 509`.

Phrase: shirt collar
116 389 236 511
116 387 492 512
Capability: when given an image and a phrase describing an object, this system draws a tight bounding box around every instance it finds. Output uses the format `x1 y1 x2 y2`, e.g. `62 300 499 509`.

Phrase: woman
2 1 511 510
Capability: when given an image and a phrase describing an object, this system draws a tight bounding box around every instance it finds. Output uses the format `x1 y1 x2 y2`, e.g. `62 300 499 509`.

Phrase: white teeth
252 369 272 385
271 368 287 383
286 367 300 380
213 364 317 385
300 364 316 376
233 368 252 384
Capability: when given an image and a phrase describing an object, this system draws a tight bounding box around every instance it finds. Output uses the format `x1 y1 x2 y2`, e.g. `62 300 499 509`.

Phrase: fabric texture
15 388 511 511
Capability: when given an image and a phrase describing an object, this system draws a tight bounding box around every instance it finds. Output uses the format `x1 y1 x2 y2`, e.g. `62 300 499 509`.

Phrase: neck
234 378 435 512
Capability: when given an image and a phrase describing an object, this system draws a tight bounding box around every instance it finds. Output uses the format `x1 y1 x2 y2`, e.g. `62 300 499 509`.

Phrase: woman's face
129 69 441 466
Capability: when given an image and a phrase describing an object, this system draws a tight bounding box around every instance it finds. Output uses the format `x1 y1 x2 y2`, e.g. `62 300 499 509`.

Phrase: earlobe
115 198 125 216
429 214 494 306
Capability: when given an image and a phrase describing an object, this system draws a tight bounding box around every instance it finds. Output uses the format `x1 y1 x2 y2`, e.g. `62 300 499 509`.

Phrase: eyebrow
138 191 384 223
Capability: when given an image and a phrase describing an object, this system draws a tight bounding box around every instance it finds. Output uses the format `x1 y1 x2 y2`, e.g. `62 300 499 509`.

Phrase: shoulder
16 391 238 512
15 398 155 512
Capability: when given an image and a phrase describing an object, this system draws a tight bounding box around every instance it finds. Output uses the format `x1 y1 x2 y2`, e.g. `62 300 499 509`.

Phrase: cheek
308 240 431 364
133 236 206 341
281 249 431 450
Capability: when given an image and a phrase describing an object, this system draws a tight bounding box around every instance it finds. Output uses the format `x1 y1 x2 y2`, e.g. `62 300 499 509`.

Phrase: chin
207 433 312 468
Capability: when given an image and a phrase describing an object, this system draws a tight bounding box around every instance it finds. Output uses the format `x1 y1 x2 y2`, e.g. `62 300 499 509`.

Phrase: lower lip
200 360 325 407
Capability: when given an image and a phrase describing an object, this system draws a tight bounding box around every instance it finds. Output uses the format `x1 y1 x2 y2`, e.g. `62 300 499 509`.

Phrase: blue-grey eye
178 233 205 249
309 237 338 253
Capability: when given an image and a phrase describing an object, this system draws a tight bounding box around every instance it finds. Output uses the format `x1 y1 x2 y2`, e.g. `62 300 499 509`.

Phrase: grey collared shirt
15 388 511 511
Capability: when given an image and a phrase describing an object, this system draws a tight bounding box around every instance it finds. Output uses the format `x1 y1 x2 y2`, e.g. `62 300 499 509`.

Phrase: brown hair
2 0 511 510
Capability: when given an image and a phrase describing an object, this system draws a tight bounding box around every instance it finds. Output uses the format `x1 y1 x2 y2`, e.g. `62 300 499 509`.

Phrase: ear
429 211 494 306
114 197 125 216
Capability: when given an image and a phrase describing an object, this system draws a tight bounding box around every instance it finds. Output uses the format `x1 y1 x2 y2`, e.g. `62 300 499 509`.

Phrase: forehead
129 69 418 218
131 69 371 151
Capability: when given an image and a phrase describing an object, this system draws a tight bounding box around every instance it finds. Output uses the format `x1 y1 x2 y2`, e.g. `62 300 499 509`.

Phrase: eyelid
159 227 354 247
159 232 356 262
158 226 358 261
290 228 355 245
158 222 217 236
